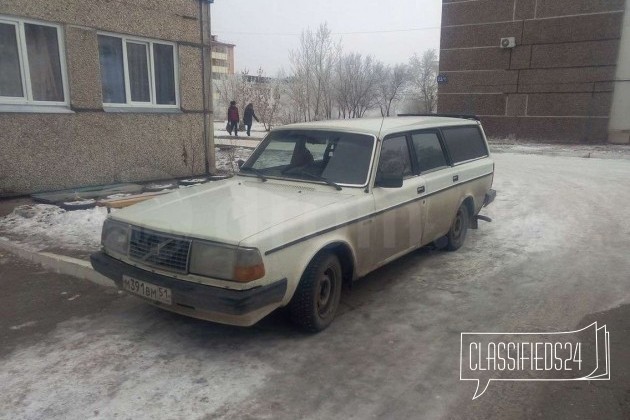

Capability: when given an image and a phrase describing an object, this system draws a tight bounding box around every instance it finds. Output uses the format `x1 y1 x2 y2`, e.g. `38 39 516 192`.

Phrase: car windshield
241 130 375 186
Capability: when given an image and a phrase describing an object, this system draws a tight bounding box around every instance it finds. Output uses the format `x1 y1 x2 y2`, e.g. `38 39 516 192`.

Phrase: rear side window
441 126 488 164
411 132 447 172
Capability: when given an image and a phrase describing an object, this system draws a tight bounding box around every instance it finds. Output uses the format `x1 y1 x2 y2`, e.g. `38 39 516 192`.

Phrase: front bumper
90 251 287 326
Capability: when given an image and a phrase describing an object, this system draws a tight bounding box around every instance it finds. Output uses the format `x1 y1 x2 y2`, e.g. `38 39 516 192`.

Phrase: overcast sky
212 0 442 75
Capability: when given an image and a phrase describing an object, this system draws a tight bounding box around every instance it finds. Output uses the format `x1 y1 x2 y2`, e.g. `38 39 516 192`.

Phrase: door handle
453 175 459 182
417 186 425 194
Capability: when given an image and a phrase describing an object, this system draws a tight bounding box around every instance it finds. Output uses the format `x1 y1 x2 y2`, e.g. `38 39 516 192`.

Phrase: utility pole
200 0 216 173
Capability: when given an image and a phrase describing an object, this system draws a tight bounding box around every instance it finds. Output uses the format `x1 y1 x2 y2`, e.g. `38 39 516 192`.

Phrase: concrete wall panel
438 70 519 94
536 0 625 18
440 48 511 71
65 26 102 110
439 94 507 116
0 0 200 44
0 113 206 195
442 0 516 26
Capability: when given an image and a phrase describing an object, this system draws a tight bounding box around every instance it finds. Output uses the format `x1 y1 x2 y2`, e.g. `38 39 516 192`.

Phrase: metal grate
129 229 191 273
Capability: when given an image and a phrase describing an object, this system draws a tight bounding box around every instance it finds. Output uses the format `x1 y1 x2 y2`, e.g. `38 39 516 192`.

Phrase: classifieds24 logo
460 322 610 399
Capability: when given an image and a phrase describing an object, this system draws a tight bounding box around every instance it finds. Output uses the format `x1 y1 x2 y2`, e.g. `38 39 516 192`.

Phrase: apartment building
0 0 233 196
438 0 630 143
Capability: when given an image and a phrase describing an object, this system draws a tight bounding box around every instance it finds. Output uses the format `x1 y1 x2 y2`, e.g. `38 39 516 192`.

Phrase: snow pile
0 204 105 252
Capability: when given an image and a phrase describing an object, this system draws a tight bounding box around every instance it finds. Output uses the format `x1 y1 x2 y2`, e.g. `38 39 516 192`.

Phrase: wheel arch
310 240 357 287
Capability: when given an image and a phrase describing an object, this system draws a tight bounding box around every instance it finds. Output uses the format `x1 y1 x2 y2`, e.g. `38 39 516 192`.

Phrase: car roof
272 116 480 138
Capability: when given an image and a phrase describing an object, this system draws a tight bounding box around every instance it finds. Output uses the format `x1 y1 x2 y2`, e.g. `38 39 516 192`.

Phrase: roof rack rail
397 113 480 121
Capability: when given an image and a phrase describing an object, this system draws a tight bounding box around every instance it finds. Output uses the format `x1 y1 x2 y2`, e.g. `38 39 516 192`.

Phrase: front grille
129 229 191 273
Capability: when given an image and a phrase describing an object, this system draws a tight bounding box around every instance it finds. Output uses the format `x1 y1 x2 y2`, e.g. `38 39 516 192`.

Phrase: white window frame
98 32 180 109
0 15 70 108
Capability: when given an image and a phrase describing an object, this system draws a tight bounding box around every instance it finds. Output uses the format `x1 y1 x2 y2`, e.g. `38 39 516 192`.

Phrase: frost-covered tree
289 23 340 121
376 63 410 117
409 49 439 113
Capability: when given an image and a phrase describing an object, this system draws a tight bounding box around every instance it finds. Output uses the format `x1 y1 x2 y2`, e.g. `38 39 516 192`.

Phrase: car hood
111 178 356 244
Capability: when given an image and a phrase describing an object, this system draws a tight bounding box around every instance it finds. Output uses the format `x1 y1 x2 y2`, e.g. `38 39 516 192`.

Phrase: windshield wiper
240 166 268 182
284 169 342 191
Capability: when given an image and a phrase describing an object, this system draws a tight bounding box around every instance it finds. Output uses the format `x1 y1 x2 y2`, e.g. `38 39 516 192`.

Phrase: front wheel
446 204 469 251
289 253 342 332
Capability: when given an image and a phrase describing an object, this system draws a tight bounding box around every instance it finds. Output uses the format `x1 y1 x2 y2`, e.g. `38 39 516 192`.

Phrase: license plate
122 275 172 305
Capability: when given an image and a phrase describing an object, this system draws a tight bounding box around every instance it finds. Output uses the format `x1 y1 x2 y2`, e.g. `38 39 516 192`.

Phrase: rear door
409 130 459 244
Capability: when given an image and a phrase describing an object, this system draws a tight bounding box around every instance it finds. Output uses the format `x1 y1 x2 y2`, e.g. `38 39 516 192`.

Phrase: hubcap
453 210 463 238
317 268 336 316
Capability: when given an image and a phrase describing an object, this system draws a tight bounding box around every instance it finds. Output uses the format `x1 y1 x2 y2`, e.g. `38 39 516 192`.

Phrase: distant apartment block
211 35 235 78
438 0 630 143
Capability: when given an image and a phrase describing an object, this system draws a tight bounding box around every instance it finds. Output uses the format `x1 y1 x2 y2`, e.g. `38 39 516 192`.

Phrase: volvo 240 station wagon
91 116 496 332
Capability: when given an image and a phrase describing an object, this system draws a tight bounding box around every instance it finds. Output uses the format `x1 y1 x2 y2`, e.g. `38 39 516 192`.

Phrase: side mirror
237 159 245 168
375 161 404 188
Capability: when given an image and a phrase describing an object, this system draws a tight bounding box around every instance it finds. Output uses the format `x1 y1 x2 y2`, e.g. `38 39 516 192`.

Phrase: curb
0 238 115 288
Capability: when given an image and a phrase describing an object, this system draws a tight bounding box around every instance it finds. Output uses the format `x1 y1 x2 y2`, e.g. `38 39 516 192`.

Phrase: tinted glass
0 23 24 98
412 132 447 172
378 136 412 177
244 130 375 185
24 23 64 101
153 43 175 105
441 126 488 164
98 35 126 103
126 42 150 102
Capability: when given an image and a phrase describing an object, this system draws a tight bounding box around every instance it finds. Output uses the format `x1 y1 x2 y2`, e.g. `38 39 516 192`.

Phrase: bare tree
409 49 439 113
289 23 340 121
376 63 409 117
334 53 383 118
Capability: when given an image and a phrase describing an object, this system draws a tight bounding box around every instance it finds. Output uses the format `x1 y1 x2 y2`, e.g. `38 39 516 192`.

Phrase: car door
370 134 427 267
409 130 459 245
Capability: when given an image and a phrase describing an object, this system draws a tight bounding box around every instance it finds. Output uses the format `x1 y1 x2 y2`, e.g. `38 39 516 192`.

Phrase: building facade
211 36 235 78
438 0 630 143
0 0 229 196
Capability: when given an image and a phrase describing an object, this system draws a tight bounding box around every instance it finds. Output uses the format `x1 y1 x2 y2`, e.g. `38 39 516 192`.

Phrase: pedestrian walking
243 103 260 136
227 101 239 136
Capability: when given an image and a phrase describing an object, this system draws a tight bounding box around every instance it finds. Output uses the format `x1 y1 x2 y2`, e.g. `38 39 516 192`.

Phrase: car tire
289 252 342 333
446 204 469 251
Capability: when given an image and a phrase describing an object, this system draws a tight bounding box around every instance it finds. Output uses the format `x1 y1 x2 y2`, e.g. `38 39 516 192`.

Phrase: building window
0 16 68 106
98 34 178 107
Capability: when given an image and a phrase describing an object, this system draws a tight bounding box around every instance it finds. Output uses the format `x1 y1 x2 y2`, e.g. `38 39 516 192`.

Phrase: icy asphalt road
1 152 630 420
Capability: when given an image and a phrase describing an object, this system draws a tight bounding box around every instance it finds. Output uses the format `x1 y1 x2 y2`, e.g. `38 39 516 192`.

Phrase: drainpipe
199 0 216 172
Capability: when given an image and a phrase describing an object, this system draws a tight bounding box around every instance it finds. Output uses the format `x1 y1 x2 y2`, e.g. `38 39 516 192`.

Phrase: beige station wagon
92 116 496 332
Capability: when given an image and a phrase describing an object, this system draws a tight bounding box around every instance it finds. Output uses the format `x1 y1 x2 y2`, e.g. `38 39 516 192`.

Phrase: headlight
101 219 129 255
189 241 265 282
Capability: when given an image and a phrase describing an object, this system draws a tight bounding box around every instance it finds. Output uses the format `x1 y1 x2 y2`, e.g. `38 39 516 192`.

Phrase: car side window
441 126 488 164
411 132 448 173
378 136 413 178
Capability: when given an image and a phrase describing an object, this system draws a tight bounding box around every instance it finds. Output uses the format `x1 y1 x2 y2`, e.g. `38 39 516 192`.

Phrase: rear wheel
289 253 342 332
446 204 469 251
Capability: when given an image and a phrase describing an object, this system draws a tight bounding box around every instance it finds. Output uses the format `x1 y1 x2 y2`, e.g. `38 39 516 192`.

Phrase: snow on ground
1 150 630 419
0 205 107 253
0 308 275 420
214 120 268 141
215 146 254 172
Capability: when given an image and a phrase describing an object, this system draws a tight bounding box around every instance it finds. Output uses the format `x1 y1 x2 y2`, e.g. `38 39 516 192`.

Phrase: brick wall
438 0 626 143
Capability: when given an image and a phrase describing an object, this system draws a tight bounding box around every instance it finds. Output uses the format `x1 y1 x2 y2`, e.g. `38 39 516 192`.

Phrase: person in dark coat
227 101 239 136
243 103 260 136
